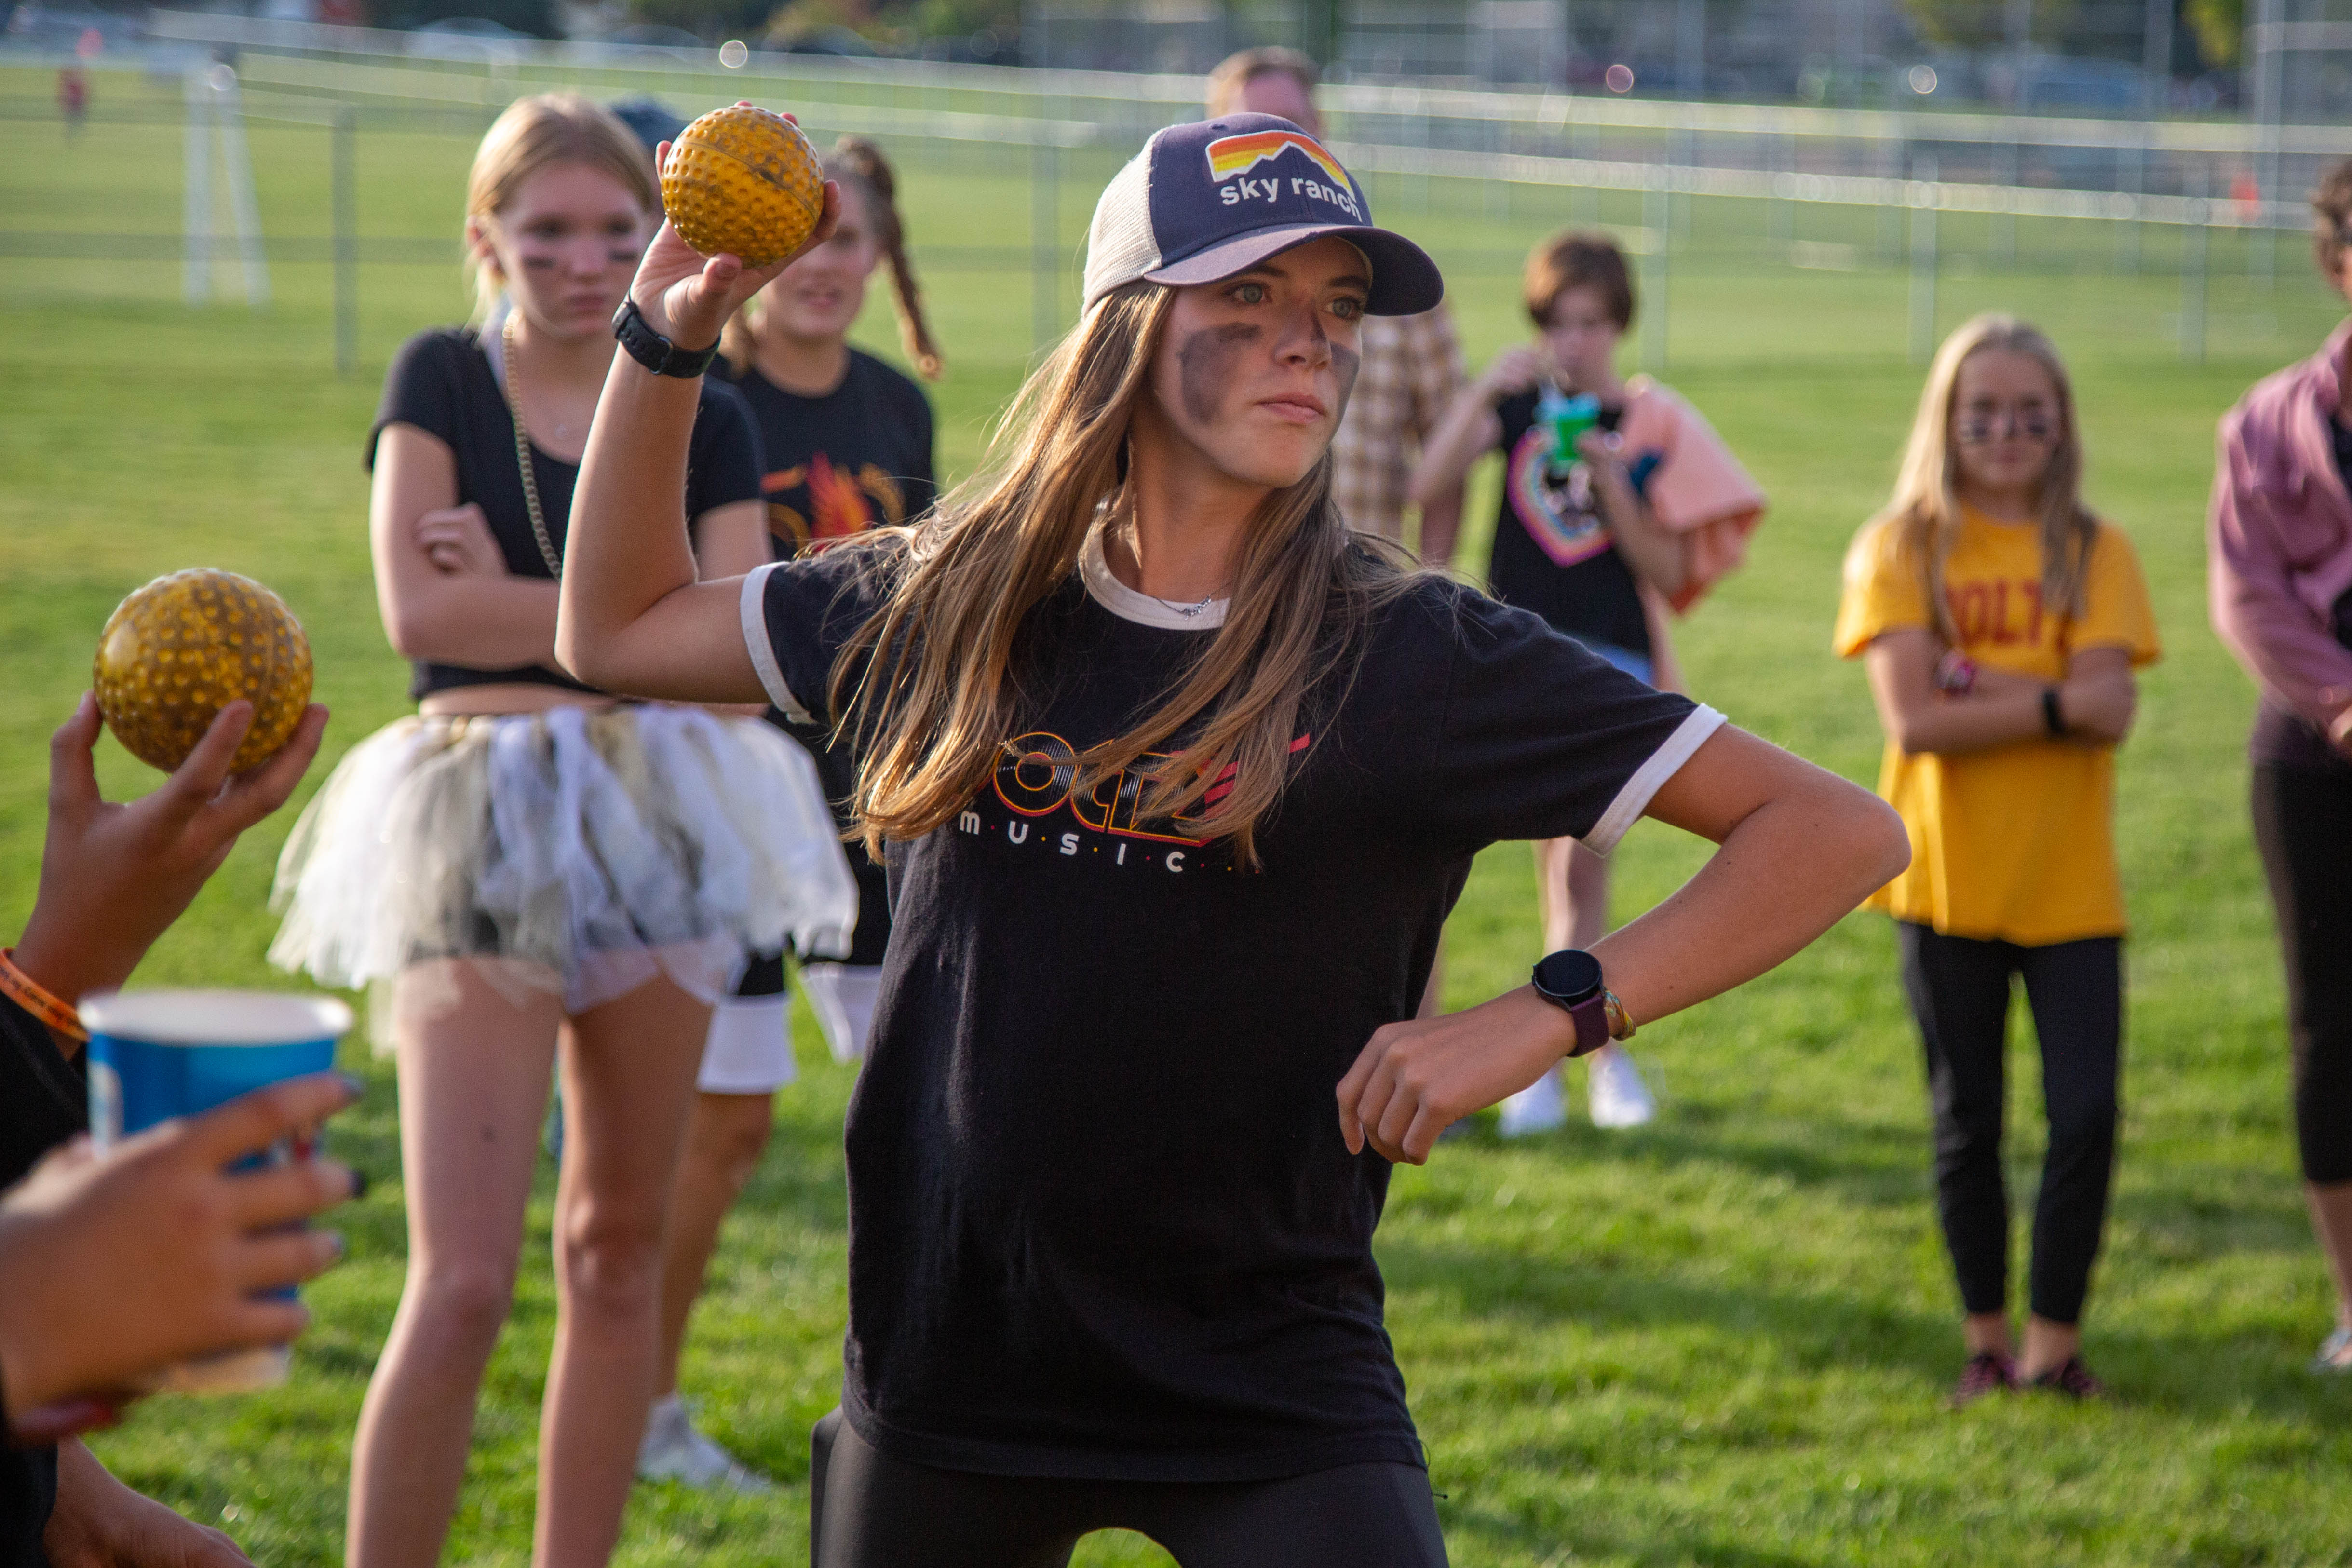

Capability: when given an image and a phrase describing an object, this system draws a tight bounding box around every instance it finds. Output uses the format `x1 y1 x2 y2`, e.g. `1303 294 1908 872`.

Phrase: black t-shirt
369 327 764 702
744 537 1720 1481
0 996 90 1566
719 350 938 967
1485 390 1651 658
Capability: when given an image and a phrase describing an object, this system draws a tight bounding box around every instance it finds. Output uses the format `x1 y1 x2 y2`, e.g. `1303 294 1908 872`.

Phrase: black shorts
811 1409 1449 1568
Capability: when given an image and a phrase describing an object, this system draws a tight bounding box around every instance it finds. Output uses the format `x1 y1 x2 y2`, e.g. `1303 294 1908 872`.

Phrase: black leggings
2251 762 2352 1185
1896 923 2122 1325
810 1410 1449 1568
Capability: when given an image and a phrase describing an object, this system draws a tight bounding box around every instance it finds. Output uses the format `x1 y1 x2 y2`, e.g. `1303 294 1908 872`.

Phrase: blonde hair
463 93 658 321
832 282 1421 870
1875 313 2096 647
719 135 943 381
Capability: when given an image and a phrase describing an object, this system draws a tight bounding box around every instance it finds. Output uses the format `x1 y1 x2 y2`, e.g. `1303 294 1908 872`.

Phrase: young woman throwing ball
1836 316 2160 1405
561 113 1907 1565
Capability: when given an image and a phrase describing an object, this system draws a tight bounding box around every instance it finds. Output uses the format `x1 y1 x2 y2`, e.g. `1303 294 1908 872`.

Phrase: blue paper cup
79 989 353 1393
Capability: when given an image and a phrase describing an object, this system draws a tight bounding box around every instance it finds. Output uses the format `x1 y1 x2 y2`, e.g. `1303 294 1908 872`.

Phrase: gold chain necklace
498 311 567 581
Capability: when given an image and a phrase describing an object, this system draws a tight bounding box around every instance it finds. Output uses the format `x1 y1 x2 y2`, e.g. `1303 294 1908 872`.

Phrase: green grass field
6 60 2352 1567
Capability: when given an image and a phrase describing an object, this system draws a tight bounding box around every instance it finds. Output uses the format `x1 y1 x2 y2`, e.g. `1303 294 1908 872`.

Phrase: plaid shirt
1329 303 1469 541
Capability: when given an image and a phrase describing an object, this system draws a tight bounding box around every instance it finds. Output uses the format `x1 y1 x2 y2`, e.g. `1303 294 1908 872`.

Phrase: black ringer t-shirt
741 533 1722 1482
369 326 764 702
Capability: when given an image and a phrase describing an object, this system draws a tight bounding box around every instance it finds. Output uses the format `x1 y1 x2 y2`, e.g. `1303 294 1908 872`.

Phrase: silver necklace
1110 504 1225 618
498 312 568 580
1154 588 1221 618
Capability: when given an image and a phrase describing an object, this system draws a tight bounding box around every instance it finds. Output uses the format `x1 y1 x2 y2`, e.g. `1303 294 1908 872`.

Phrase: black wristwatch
1530 949 1610 1058
612 297 720 378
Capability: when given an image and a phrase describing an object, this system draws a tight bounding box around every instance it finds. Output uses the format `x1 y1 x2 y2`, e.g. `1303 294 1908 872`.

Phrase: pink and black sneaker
1949 1351 2015 1407
2026 1356 2105 1401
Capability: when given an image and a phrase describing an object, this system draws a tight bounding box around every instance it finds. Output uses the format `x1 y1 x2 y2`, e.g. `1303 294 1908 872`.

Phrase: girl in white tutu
269 94 851 1568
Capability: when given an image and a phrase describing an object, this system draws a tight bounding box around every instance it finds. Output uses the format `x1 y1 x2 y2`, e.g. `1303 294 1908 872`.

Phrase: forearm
384 577 560 669
1889 686 2051 754
1594 773 1905 1027
2211 568 2352 741
557 354 707 686
1595 477 1687 598
1415 485 1463 568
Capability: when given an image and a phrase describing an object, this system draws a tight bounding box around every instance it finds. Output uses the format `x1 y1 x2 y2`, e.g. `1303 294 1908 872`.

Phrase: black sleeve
0 995 87 1188
749 541 899 726
1419 589 1720 855
686 380 767 519
1492 390 1536 458
366 329 469 471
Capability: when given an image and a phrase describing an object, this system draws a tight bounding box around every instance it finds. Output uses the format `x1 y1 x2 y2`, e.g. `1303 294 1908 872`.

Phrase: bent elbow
1859 795 1911 887
383 608 434 663
553 624 606 690
1887 716 1934 757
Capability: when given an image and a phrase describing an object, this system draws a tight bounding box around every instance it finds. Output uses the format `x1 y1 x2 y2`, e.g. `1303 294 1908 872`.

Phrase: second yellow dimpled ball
662 104 825 268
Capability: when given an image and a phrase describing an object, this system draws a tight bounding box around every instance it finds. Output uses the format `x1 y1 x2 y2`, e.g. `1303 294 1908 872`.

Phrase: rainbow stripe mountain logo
1203 129 1363 220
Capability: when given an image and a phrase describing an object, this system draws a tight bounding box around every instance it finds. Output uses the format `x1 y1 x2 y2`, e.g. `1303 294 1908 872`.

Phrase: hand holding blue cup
79 989 353 1393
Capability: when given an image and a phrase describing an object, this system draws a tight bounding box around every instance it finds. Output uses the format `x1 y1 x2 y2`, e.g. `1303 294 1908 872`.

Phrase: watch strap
1562 990 1610 1058
612 298 719 379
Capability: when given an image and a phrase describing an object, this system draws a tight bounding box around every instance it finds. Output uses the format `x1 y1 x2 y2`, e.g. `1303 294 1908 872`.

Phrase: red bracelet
0 949 89 1044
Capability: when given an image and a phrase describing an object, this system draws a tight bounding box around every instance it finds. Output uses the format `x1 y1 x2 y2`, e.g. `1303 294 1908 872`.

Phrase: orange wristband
0 949 89 1044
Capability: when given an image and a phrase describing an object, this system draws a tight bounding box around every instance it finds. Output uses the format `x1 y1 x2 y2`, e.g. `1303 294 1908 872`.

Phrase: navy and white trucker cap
1082 113 1443 316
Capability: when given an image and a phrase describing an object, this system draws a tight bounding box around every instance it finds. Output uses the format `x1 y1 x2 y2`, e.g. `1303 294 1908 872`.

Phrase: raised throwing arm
557 189 838 701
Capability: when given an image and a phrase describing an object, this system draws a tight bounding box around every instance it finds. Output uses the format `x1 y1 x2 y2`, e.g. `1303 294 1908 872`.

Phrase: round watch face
1534 949 1604 1004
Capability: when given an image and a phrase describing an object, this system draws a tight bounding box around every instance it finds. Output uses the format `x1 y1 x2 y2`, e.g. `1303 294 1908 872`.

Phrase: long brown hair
463 93 657 322
719 135 942 380
1875 313 2095 647
832 282 1419 869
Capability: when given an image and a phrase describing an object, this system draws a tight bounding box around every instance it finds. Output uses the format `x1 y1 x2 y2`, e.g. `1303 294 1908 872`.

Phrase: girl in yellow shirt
1835 315 2160 1406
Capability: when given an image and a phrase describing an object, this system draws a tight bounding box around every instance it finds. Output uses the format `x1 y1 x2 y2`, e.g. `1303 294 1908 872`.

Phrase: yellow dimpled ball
93 569 313 774
662 103 824 267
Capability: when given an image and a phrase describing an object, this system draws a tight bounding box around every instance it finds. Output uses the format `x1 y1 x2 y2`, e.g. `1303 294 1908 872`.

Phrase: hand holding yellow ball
93 569 314 774
661 104 825 268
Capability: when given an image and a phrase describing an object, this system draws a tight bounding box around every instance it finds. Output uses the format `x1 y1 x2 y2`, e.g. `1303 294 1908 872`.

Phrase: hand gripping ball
661 104 824 268
93 569 313 774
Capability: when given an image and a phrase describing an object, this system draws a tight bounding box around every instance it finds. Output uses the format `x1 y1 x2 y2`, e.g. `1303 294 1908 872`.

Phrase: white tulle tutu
269 704 857 1017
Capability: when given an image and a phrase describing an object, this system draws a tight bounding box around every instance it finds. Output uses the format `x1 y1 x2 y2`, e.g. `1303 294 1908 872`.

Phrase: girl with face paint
1838 316 2159 1406
560 116 1906 1564
267 94 853 1568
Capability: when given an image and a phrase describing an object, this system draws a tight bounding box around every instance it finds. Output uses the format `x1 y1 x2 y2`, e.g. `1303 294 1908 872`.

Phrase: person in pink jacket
2208 156 2352 1375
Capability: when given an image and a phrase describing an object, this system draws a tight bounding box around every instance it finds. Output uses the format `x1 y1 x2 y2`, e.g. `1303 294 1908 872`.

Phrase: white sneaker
637 1394 775 1493
1586 1046 1656 1129
1497 1067 1568 1138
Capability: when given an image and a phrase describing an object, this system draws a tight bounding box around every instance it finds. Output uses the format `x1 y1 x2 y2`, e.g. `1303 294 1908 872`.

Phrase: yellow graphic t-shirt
1833 508 2162 945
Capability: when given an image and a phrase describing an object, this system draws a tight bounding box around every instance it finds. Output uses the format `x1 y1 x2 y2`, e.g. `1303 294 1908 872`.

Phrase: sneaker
1948 1351 2015 1408
637 1395 775 1493
1585 1046 1656 1129
1497 1067 1568 1138
2025 1356 2105 1401
2311 1325 2352 1374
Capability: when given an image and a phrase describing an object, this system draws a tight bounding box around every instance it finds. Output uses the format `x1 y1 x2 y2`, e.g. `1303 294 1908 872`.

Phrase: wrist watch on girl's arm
1530 949 1636 1058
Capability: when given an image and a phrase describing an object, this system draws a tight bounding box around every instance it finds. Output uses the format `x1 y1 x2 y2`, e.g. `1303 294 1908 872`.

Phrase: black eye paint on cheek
1331 342 1361 412
1177 323 1261 426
